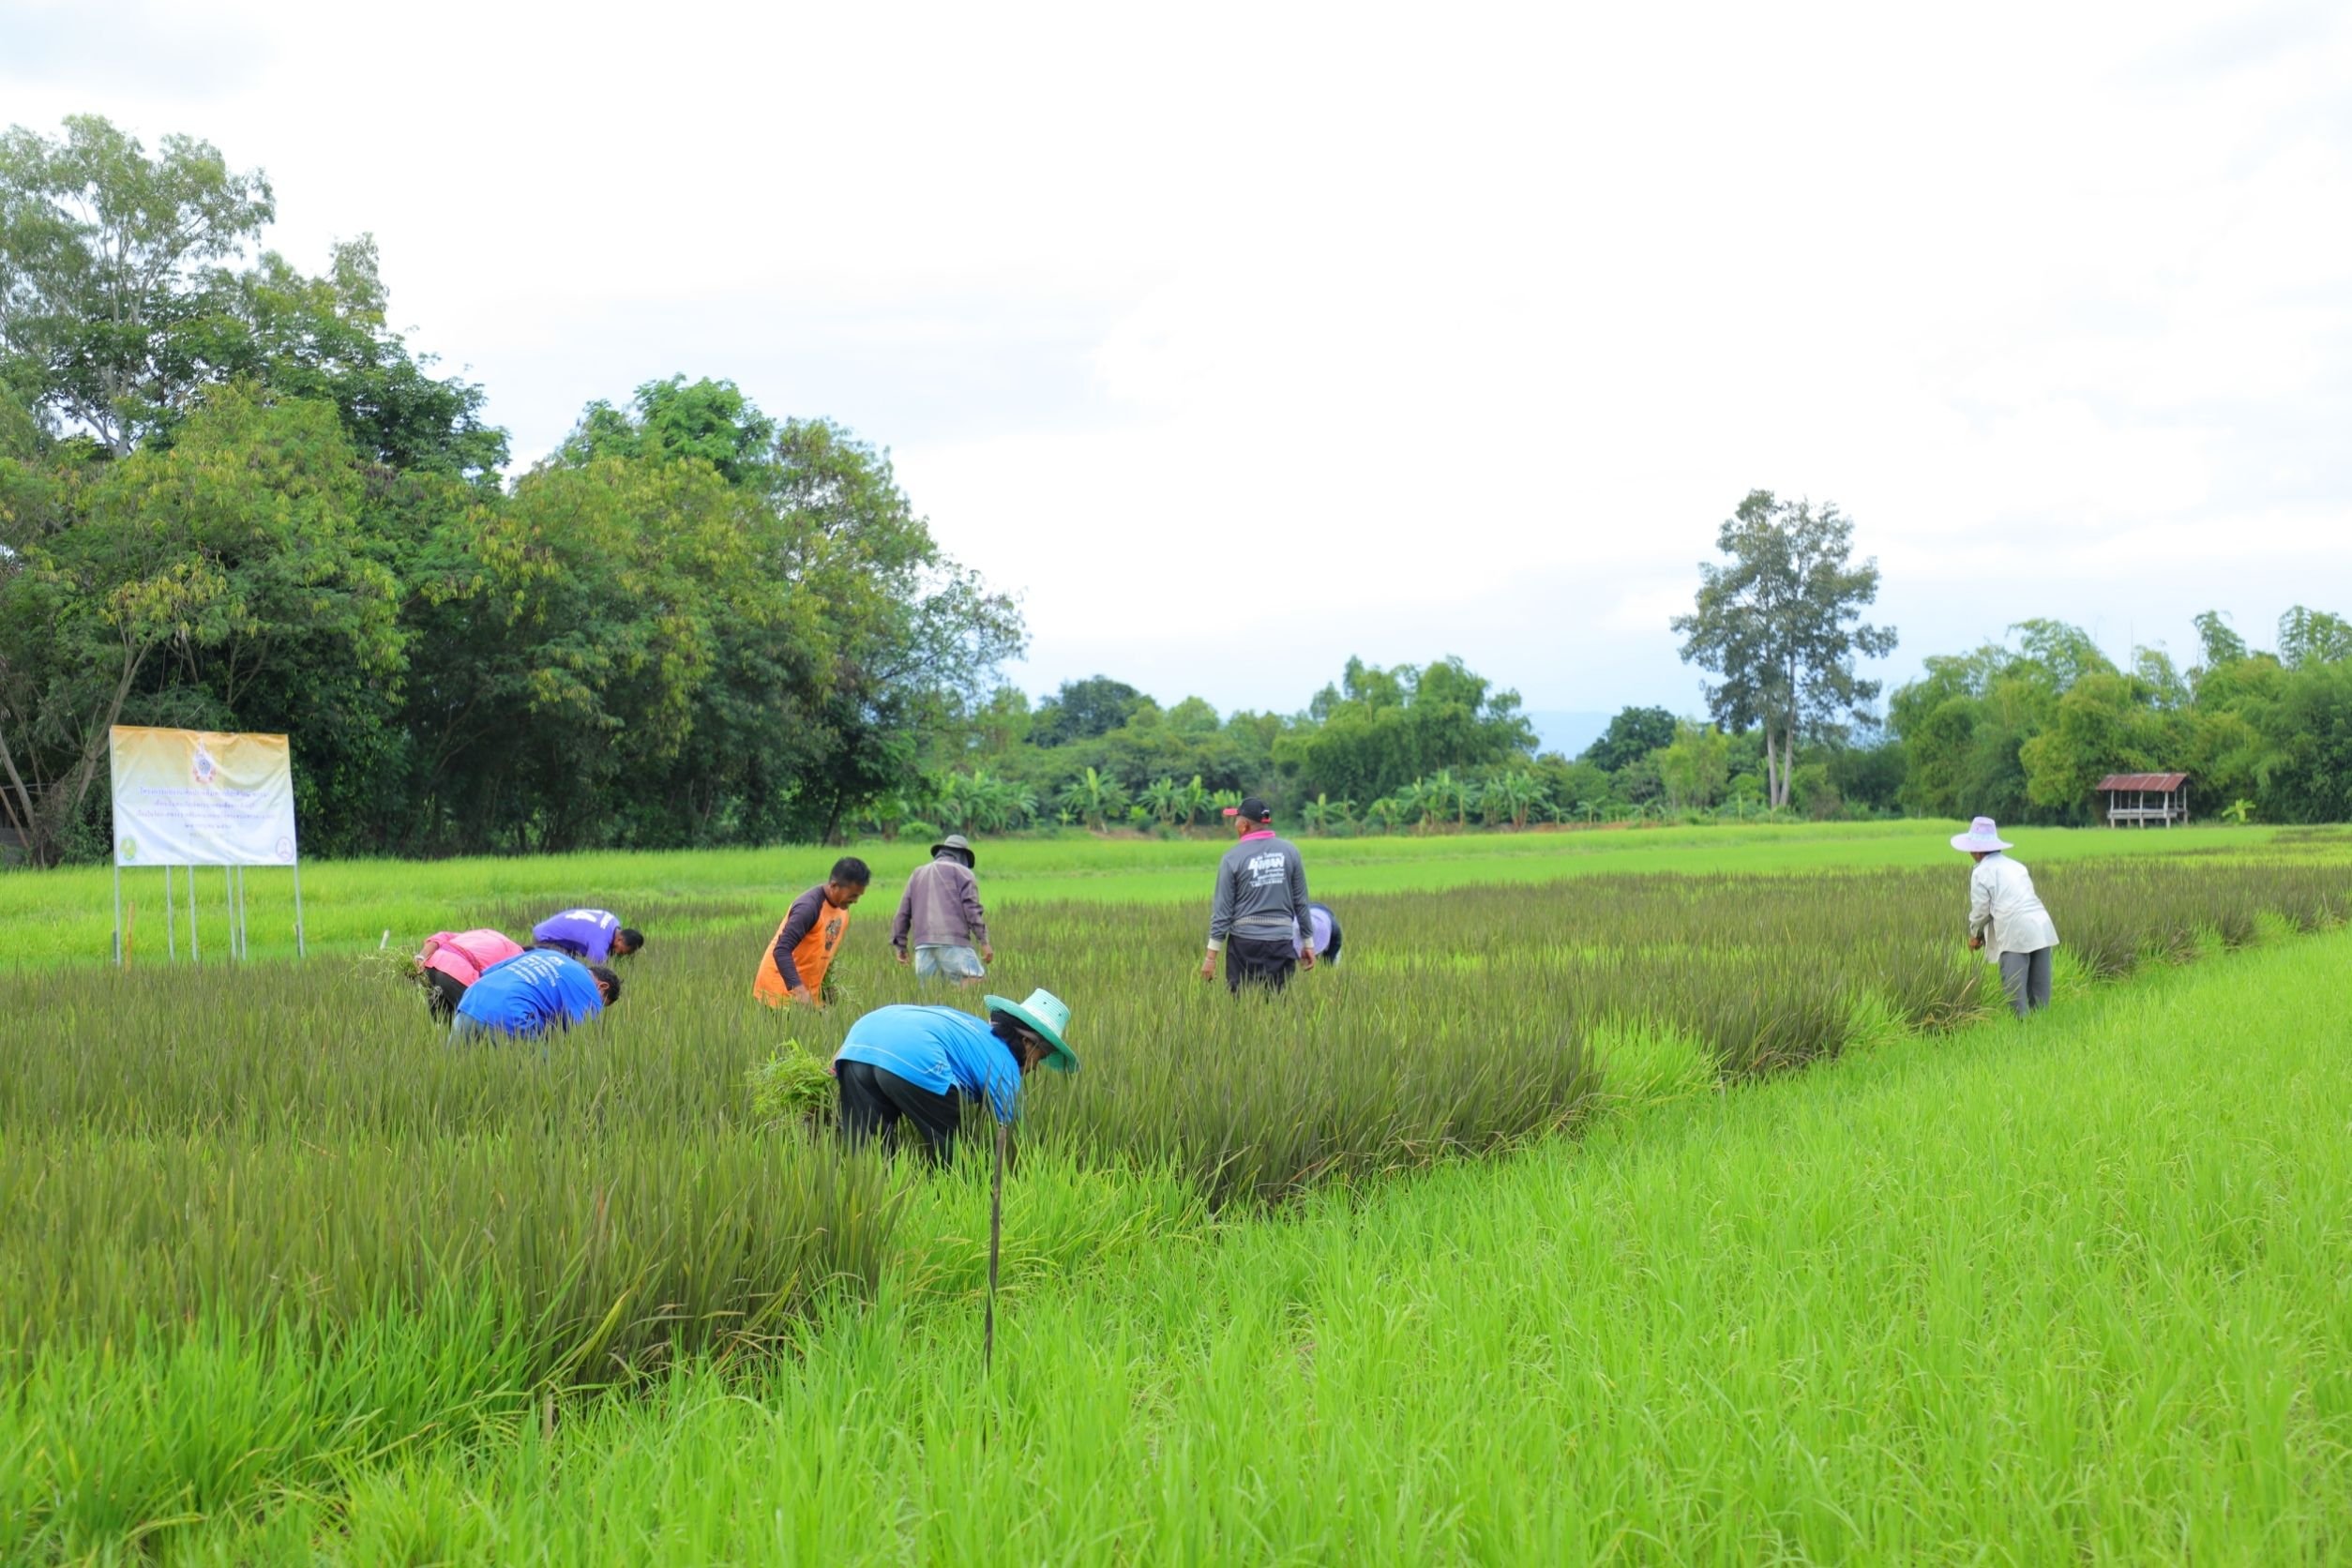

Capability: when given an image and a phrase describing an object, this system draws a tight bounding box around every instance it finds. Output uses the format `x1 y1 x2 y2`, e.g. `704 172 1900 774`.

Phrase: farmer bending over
531 908 644 964
891 833 994 986
416 927 524 1022
1299 900 1344 968
1201 795 1314 992
451 949 621 1041
1953 816 2062 1018
754 856 868 1008
832 988 1078 1165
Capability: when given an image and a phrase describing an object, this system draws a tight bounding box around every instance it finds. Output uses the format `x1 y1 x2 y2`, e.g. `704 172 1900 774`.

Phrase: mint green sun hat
983 987 1078 1073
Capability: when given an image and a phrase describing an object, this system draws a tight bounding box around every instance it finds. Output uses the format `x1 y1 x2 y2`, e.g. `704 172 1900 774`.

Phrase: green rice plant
1867 939 1987 1030
1665 959 1855 1078
0 1127 902 1384
68 925 2352 1566
13 820 2350 971
746 1038 837 1131
1584 1016 1718 1106
3 841 2349 1555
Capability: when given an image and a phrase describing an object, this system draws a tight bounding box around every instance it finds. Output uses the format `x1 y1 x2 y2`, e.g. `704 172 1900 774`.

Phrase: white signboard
110 727 300 868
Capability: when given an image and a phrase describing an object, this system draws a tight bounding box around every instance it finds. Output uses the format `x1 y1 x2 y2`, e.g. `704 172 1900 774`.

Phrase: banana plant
1176 776 1212 827
1141 776 1184 827
1057 766 1128 832
1300 792 1353 835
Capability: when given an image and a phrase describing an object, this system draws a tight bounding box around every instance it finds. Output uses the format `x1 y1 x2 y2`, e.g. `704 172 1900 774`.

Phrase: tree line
882 661 1908 842
885 487 1910 837
7 115 2346 865
897 488 2351 836
899 596 2352 840
1888 609 2352 825
0 117 1018 866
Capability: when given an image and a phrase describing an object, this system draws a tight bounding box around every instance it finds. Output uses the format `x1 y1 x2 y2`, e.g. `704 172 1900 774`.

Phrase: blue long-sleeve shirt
455 949 605 1036
833 1005 1022 1122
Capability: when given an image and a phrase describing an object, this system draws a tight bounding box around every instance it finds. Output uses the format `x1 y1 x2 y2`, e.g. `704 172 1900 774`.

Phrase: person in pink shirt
416 928 526 1021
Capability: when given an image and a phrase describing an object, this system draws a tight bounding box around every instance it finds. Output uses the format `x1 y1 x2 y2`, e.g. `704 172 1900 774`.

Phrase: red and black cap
1222 795 1273 823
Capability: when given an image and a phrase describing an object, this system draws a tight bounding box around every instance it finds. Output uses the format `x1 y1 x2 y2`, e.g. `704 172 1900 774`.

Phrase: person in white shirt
1952 817 2061 1017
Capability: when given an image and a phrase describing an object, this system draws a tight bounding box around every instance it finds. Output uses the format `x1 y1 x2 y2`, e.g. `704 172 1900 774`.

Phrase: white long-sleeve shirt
1968 853 2061 960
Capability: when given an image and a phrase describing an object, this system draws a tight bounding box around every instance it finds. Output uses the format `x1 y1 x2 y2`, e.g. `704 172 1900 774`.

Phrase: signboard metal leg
166 866 176 961
292 859 307 958
188 869 199 966
236 867 248 958
113 862 123 967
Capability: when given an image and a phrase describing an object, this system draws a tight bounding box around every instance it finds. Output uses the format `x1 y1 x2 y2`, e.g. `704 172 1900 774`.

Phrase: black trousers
836 1059 964 1164
1224 933 1298 994
422 969 467 1023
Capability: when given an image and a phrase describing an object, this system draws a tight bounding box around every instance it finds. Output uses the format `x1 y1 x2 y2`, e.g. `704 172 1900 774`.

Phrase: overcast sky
6 0 2347 723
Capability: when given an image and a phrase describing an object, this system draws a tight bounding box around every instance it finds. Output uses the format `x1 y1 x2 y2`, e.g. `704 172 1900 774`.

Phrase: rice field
3 829 2348 1561
11 820 2346 970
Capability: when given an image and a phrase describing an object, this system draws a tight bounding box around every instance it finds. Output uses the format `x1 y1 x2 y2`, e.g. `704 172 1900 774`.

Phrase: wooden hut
2096 772 2190 828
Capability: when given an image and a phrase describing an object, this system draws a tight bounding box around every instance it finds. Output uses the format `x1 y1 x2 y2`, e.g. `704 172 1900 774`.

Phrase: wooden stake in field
985 1119 1007 1375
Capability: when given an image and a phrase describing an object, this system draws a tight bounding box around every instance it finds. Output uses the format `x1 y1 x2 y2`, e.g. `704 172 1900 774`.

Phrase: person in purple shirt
450 949 622 1041
1299 901 1343 967
831 988 1078 1165
530 908 644 964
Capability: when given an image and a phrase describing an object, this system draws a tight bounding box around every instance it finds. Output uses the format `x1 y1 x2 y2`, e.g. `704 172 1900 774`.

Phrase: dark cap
1222 795 1273 823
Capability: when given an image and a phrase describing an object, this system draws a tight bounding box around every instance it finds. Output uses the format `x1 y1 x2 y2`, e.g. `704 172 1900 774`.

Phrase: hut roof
2096 772 2188 792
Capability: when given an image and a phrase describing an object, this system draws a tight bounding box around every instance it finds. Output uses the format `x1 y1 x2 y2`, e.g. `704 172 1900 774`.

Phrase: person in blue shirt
831 988 1078 1164
450 948 622 1041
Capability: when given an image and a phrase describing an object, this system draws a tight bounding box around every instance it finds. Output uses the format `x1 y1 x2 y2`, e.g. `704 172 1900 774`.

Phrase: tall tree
1672 490 1897 808
2277 606 2352 670
0 115 273 454
220 237 506 477
550 394 1023 845
2191 610 2250 672
1656 720 1731 810
1280 656 1535 806
1579 705 1676 774
559 374 774 488
1031 676 1146 747
0 385 399 864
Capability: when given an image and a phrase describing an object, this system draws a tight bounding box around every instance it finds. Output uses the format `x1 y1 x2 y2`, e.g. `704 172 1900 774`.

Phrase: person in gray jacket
1199 796 1315 993
891 834 994 985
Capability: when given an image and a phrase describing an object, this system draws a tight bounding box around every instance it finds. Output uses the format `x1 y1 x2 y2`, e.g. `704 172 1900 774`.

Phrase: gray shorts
912 943 986 981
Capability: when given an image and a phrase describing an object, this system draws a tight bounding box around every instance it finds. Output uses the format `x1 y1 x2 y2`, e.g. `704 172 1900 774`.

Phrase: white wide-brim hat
1950 816 2013 853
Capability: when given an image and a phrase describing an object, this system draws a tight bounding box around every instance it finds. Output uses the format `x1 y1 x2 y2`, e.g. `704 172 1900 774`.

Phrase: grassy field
6 819 2344 969
4 826 2348 1561
143 927 2352 1565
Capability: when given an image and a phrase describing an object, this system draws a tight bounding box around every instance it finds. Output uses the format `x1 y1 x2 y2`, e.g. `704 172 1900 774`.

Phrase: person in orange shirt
754 857 870 1007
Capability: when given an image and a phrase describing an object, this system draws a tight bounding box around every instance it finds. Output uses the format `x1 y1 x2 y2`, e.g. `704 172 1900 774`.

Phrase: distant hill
1520 710 1612 761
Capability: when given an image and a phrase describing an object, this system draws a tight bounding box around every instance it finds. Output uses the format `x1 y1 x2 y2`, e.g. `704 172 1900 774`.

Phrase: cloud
0 0 273 98
8 0 2349 716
